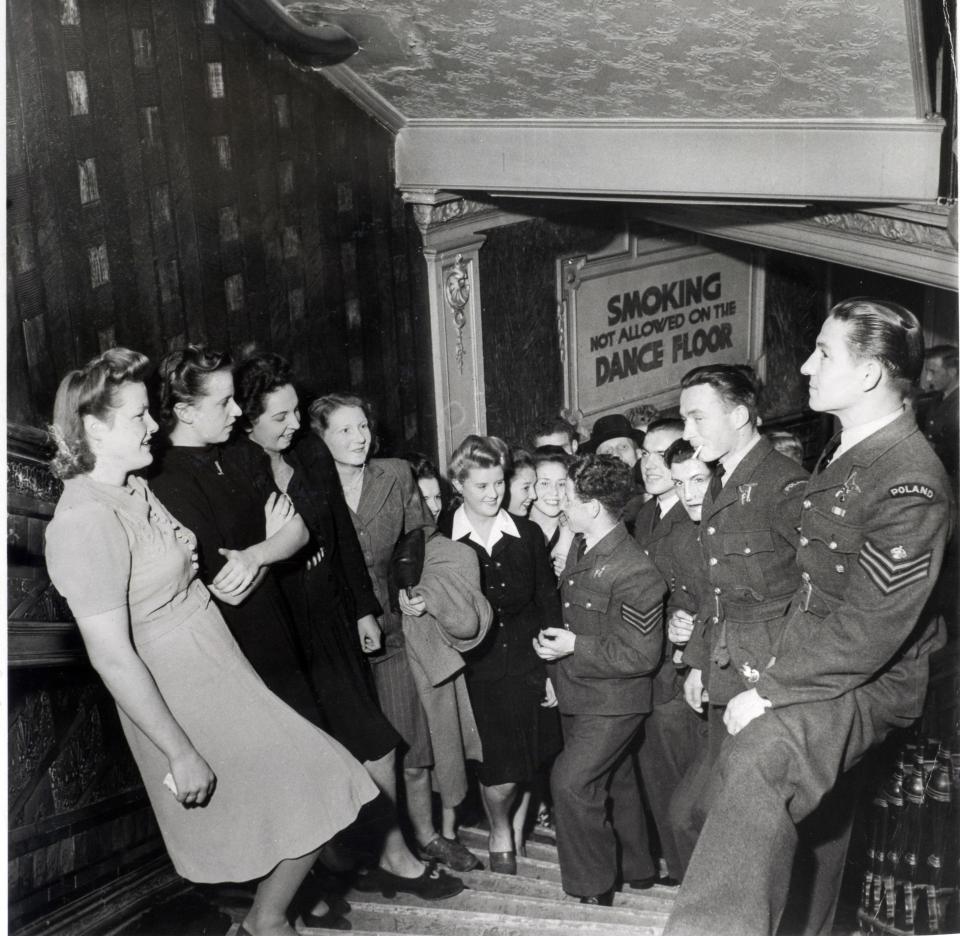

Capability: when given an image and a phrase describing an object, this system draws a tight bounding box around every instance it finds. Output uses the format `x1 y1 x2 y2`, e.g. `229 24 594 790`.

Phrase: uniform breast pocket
565 582 611 632
801 509 862 583
721 530 775 599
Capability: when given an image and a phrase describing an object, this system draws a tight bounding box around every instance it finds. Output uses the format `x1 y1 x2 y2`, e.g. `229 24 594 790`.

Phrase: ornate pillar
411 198 493 460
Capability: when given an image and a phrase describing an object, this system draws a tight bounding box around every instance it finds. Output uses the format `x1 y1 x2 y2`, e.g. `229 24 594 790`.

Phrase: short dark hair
532 445 575 472
925 344 959 372
157 345 232 427
404 452 441 484
51 347 152 479
233 351 295 431
530 416 578 446
568 454 634 517
680 364 760 425
664 438 703 469
644 417 684 437
828 297 924 391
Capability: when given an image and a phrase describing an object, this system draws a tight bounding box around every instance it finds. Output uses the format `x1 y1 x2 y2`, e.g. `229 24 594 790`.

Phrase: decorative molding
635 204 958 290
8 454 62 504
321 64 406 133
804 210 954 251
396 118 944 203
443 254 470 373
410 196 501 235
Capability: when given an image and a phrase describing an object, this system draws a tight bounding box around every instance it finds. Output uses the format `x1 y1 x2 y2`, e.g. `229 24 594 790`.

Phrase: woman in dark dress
149 347 319 723
231 353 468 893
439 434 562 873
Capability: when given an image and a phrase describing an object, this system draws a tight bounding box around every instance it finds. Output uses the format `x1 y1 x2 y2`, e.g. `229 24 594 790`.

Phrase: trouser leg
551 712 644 897
610 727 655 883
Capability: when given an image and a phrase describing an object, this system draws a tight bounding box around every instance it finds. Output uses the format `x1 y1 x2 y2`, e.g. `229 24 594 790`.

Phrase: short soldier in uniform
534 454 666 905
665 299 954 936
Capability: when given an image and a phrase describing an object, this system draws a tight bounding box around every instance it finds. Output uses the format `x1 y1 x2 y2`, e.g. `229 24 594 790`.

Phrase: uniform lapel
703 437 772 521
355 460 395 524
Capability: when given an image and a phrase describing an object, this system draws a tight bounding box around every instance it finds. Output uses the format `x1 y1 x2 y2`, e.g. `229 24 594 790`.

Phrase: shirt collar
657 490 679 516
451 505 520 554
834 406 905 461
719 432 762 485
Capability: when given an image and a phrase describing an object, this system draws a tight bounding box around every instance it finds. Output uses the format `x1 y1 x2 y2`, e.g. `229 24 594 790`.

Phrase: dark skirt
468 668 562 786
286 567 401 764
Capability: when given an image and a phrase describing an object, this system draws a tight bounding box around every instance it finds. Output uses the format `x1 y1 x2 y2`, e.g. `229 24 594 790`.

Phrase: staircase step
315 900 665 936
455 869 676 912
347 886 669 927
456 826 559 864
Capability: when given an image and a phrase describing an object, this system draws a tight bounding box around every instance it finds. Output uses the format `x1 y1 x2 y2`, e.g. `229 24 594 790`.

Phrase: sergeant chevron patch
621 602 661 634
858 540 932 595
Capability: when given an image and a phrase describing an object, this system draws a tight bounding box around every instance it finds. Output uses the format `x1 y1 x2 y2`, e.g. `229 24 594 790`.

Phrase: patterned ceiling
282 0 918 121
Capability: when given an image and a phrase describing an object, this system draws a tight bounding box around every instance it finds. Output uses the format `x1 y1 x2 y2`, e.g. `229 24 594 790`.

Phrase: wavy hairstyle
829 297 924 392
447 434 510 484
680 364 760 425
309 392 378 456
233 351 295 431
50 347 151 480
156 345 233 427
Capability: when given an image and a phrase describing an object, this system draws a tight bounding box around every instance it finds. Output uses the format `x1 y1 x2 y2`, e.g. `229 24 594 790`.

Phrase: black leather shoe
579 889 614 906
628 875 658 890
659 875 681 887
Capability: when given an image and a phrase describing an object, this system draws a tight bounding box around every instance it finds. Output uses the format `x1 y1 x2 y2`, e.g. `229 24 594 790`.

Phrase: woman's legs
512 787 532 856
481 781 519 853
404 765 439 849
363 748 426 877
242 848 320 936
441 804 457 840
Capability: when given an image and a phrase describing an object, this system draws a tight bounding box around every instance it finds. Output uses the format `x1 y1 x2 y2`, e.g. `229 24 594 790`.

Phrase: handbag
388 526 426 613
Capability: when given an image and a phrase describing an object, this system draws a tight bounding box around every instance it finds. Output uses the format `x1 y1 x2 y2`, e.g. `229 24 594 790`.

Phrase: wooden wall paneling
97 0 160 356
10 0 88 371
7 271 36 426
153 0 204 348
362 117 406 449
173 0 226 348
223 22 269 352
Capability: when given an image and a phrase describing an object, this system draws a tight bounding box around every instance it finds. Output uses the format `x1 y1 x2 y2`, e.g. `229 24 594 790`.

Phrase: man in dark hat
581 413 647 533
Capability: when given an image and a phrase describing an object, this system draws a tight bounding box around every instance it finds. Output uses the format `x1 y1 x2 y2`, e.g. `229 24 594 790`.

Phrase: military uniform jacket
555 524 667 715
757 410 953 714
634 498 696 704
924 386 958 482
683 437 808 704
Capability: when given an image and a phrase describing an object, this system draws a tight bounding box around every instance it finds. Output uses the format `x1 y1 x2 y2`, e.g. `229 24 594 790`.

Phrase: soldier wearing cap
665 299 953 936
533 454 666 905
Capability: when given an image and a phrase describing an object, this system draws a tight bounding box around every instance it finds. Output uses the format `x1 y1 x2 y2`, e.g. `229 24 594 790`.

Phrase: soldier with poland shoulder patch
665 298 954 936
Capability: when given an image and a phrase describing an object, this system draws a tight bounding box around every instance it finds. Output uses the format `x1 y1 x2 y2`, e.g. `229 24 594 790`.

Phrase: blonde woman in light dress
44 349 378 936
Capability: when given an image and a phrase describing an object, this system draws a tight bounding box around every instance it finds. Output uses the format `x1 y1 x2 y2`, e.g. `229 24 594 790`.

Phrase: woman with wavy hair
44 348 377 936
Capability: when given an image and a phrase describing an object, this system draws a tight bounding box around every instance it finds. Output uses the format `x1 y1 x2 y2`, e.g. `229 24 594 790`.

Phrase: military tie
707 463 725 503
815 436 841 474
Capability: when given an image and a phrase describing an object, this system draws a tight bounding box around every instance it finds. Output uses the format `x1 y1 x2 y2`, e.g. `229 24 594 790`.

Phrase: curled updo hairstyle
447 434 510 484
532 445 575 474
157 345 232 427
828 297 924 392
680 364 760 425
309 393 378 455
50 347 151 480
233 351 295 431
567 454 635 517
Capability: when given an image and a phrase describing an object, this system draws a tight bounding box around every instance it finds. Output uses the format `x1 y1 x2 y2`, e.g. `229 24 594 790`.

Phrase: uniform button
801 571 810 582
586 601 592 608
835 564 845 573
829 541 838 550
714 586 721 594
709 557 718 566
495 562 501 568
743 547 751 554
707 526 716 535
682 585 688 592
563 601 570 608
501 582 507 587
568 579 574 585
799 536 809 546
499 622 504 628
643 549 649 556
802 499 812 509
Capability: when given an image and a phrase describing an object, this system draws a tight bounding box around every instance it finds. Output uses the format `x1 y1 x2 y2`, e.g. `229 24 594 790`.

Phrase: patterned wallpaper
285 0 917 120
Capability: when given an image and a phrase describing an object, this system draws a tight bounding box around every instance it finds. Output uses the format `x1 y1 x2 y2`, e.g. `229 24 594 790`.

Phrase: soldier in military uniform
632 419 704 884
665 299 953 936
672 364 808 867
533 455 666 904
920 344 958 481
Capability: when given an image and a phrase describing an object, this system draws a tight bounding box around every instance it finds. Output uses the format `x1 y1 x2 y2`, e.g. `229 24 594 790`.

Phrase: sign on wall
559 233 764 419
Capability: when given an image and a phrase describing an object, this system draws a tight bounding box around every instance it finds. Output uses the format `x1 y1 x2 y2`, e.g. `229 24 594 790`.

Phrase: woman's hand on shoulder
168 748 217 807
264 491 296 538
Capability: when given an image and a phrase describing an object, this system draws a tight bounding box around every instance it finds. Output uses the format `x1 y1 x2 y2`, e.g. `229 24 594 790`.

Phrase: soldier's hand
723 688 772 735
683 667 706 713
668 609 696 645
